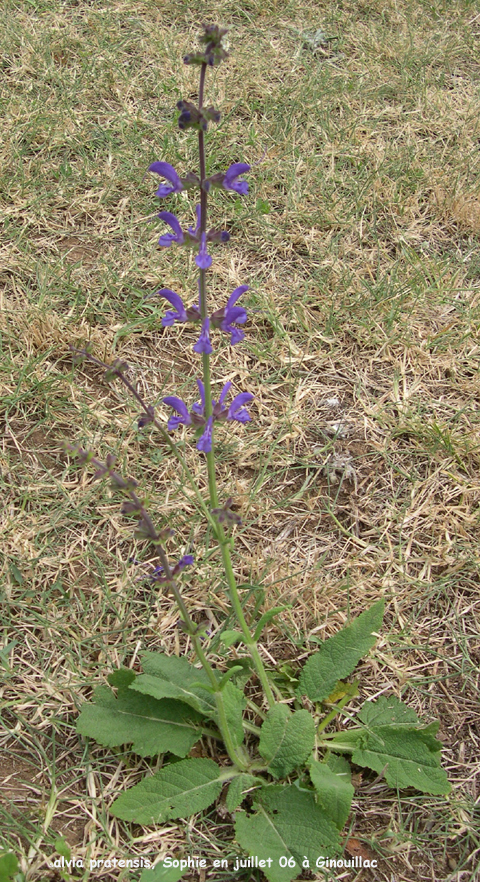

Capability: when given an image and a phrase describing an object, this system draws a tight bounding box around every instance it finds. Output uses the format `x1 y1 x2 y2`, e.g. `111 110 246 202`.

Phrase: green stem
317 684 359 735
195 63 275 709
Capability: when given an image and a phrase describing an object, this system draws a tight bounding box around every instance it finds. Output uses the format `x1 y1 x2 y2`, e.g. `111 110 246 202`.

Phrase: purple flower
195 233 212 269
193 317 213 354
173 554 194 574
157 212 184 247
197 416 213 453
153 288 201 326
228 392 254 423
211 285 248 344
163 380 254 450
162 396 192 430
223 163 250 195
155 288 187 326
148 162 183 198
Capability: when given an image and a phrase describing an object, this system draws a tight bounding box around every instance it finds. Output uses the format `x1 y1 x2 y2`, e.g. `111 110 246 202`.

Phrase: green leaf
222 681 247 748
108 667 136 689
358 695 419 728
256 197 271 214
226 774 262 812
218 666 244 689
132 653 246 747
140 863 185 882
297 600 384 702
110 758 225 824
132 652 219 715
235 785 340 882
0 854 18 882
132 660 217 717
352 726 451 794
253 606 290 641
220 630 243 647
76 686 203 757
259 705 315 778
309 756 354 829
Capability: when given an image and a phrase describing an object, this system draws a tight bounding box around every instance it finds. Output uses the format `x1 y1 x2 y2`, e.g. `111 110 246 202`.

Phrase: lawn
1 0 479 880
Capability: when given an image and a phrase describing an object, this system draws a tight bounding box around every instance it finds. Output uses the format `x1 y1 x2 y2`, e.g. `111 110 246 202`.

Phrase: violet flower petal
223 163 250 195
193 318 213 354
148 161 184 198
173 554 194 573
157 211 184 246
195 232 212 269
219 381 233 406
226 284 249 310
228 392 254 422
191 379 206 416
156 288 188 326
163 396 192 430
197 416 213 453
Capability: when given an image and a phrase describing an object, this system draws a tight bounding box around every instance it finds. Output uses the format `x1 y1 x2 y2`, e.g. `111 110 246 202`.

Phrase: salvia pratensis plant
68 26 450 881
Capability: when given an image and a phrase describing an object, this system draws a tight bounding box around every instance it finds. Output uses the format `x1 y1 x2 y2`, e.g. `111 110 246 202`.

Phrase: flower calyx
183 24 229 68
212 497 242 525
177 100 220 133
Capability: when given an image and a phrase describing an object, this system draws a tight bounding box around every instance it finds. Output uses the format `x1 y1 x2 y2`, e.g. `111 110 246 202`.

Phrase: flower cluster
153 284 248 348
163 380 253 454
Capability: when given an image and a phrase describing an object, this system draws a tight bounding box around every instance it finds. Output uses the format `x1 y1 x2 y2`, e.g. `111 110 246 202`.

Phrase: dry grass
1 0 480 879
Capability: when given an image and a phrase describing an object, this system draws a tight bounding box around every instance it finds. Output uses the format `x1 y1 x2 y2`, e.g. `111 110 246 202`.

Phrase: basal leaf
352 726 451 794
259 705 315 778
309 756 354 829
76 686 202 757
226 774 262 812
108 667 136 689
131 672 216 717
110 758 225 824
358 695 419 728
235 785 340 882
297 600 384 702
132 653 246 746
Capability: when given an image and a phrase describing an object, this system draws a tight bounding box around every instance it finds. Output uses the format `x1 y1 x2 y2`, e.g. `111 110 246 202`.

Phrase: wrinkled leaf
358 695 419 728
309 755 354 829
110 758 225 824
235 785 340 882
259 705 315 778
226 774 262 812
77 686 203 757
352 726 451 794
132 653 246 746
297 600 384 702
